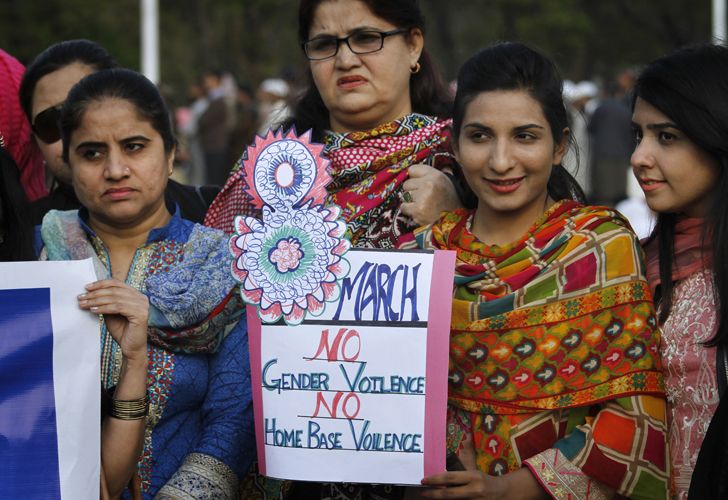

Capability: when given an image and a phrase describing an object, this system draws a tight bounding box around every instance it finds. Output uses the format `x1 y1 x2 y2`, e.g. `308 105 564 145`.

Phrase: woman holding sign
408 43 669 499
39 68 255 499
205 0 464 248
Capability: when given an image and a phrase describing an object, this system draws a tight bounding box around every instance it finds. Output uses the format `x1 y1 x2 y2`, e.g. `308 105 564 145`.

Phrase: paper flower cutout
269 237 304 273
230 129 350 325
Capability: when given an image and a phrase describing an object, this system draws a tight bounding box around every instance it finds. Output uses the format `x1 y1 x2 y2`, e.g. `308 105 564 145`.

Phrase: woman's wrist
122 345 148 366
109 394 149 420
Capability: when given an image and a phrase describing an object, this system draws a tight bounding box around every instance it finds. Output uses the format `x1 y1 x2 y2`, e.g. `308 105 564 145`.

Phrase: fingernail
90 306 99 312
78 293 88 299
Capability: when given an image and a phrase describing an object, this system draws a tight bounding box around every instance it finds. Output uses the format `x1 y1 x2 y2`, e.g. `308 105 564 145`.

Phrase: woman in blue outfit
39 68 254 499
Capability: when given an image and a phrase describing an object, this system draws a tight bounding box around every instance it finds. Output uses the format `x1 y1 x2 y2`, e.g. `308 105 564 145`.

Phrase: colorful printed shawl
41 209 242 353
412 201 669 499
323 113 452 248
204 113 453 250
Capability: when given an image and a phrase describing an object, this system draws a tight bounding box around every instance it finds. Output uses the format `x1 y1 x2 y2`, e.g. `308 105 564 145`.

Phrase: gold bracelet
109 395 149 420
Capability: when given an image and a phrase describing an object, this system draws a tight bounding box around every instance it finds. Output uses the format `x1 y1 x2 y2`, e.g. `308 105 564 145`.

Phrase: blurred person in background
178 81 209 185
563 79 597 197
255 77 291 135
197 69 231 186
226 82 257 168
588 72 634 206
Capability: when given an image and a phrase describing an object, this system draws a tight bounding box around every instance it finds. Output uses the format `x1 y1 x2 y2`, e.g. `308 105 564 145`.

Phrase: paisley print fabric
410 201 669 499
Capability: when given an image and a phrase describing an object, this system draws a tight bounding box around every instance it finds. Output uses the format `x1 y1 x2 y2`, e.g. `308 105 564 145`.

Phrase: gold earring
410 62 421 74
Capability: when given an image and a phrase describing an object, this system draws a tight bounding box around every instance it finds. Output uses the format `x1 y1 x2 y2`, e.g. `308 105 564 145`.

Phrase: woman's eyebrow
75 141 106 151
645 122 680 131
120 135 151 143
513 124 544 132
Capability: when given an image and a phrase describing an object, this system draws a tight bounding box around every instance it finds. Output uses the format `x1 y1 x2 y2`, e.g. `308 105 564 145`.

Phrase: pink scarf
645 217 711 296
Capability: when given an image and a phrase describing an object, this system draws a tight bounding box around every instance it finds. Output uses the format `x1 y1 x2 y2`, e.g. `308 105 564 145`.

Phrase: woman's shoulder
398 208 473 251
561 202 637 236
165 211 226 242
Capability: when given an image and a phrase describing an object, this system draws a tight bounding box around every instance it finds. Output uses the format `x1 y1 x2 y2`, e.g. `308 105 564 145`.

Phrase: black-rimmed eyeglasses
302 28 409 61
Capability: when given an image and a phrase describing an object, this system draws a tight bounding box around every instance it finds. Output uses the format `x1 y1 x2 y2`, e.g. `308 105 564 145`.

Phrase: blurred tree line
0 0 711 104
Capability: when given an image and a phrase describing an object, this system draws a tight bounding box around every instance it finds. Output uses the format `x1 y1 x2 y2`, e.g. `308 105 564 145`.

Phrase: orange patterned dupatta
413 200 669 499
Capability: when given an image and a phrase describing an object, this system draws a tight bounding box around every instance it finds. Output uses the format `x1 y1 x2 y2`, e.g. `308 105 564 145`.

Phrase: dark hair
0 146 35 261
18 39 117 122
287 0 451 140
60 68 176 162
634 44 728 347
452 42 585 204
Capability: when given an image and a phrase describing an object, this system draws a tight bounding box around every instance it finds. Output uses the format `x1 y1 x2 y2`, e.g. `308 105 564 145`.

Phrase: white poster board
248 248 455 484
0 259 100 499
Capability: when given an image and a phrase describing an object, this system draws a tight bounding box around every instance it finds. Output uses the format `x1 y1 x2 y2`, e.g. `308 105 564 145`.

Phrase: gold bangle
109 395 149 420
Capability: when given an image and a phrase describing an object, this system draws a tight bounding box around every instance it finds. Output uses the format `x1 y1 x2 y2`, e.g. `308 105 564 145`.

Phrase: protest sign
248 248 454 484
230 130 454 484
0 259 100 499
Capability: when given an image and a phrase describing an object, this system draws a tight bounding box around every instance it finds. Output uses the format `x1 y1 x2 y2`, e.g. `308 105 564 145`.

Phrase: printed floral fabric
40 209 241 352
323 113 453 248
203 113 454 250
40 209 255 498
658 269 719 499
412 201 669 499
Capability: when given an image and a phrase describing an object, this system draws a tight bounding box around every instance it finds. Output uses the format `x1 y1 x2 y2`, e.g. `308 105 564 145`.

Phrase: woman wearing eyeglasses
205 0 462 249
226 3 460 498
19 39 219 226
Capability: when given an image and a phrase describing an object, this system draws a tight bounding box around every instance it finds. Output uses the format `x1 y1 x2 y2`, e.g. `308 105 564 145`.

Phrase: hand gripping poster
229 130 455 484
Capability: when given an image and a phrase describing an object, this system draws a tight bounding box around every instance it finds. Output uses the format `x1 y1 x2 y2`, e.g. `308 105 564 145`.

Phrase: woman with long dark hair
630 44 728 500
409 42 668 499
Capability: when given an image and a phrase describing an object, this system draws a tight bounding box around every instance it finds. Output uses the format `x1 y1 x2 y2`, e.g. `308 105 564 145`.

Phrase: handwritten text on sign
249 249 452 484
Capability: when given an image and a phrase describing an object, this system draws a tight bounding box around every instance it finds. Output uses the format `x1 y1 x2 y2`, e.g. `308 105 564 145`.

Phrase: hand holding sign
78 279 148 362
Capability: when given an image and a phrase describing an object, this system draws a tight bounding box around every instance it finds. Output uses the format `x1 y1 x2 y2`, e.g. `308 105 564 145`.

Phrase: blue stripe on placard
0 288 61 499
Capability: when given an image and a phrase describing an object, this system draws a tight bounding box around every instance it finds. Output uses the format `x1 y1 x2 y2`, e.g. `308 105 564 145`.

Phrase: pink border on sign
423 249 456 477
246 305 266 476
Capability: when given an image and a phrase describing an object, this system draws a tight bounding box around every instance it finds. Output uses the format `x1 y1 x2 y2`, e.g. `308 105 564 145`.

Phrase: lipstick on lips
637 178 666 192
337 75 367 89
486 177 525 194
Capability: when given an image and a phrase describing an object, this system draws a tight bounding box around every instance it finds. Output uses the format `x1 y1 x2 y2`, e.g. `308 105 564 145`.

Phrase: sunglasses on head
31 104 63 144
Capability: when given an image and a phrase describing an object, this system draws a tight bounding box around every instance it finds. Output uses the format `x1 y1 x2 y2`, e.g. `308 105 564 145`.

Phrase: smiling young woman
453 89 567 246
405 43 668 500
632 44 728 500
